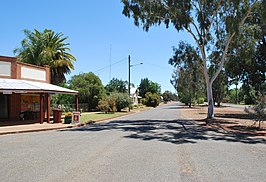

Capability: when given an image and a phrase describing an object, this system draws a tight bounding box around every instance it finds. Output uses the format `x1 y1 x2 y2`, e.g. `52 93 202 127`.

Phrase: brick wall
0 56 51 121
0 56 17 79
0 56 50 83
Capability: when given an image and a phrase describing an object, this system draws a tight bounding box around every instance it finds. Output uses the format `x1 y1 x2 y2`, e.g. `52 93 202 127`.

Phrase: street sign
72 112 80 124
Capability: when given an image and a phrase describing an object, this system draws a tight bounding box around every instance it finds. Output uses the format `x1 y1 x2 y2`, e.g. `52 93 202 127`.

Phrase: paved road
0 102 265 182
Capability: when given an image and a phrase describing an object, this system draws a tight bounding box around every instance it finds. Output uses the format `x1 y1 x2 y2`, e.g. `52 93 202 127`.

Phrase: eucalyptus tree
122 0 260 118
169 41 205 107
225 1 266 102
14 29 76 85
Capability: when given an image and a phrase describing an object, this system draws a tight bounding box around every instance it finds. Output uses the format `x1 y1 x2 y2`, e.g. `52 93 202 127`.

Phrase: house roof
0 78 78 95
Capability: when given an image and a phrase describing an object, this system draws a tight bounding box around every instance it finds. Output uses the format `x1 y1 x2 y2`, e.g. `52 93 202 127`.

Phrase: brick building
0 56 78 124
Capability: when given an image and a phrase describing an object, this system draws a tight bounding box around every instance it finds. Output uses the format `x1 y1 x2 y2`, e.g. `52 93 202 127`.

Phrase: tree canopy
162 90 178 102
68 72 105 111
138 78 161 98
169 41 205 107
225 1 266 99
122 0 260 118
105 78 128 93
14 29 76 85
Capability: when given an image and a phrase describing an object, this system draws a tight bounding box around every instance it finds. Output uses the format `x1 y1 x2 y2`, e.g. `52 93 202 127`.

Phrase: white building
130 87 141 105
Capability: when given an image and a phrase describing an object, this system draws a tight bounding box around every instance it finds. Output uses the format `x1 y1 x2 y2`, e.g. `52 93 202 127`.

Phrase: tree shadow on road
61 119 266 145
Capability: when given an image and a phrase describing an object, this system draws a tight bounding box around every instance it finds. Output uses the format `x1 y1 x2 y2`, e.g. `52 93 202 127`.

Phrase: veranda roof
0 78 78 95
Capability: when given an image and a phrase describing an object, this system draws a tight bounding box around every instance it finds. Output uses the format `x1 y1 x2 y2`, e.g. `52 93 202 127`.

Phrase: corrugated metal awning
0 78 78 95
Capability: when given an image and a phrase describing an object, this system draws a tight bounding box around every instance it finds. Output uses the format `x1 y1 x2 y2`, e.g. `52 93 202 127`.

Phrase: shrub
197 97 205 104
244 96 266 128
110 92 130 112
97 95 117 113
221 97 230 103
179 93 191 105
244 91 256 105
140 98 146 105
97 99 110 114
108 96 117 113
145 92 160 107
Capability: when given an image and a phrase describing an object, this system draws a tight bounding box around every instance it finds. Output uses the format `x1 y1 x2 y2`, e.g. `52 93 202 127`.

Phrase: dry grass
180 105 266 137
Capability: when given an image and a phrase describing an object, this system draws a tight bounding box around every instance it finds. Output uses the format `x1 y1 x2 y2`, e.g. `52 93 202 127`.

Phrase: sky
0 0 194 93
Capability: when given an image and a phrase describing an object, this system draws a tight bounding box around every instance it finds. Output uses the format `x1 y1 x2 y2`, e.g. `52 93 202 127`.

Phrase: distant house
0 56 78 124
130 87 141 105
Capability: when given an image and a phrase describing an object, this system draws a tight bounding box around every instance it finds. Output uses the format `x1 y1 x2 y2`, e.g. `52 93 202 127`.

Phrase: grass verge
79 112 128 124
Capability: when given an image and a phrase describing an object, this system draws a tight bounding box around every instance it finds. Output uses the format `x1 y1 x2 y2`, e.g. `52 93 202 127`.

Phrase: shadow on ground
0 120 39 127
60 119 266 145
215 113 254 120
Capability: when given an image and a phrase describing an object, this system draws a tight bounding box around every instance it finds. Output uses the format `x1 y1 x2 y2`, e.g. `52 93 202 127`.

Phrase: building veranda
0 56 78 125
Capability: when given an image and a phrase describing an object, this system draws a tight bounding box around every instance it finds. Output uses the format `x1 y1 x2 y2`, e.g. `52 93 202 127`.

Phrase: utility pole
128 55 142 112
128 55 131 112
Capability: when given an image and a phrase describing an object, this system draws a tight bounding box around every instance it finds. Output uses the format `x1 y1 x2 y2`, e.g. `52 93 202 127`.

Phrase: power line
94 58 127 73
131 56 172 71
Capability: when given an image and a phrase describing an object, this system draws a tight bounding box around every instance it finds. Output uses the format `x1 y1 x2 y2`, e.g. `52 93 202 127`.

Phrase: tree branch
185 26 200 48
191 1 200 12
190 21 202 42
226 53 238 57
241 0 258 25
185 25 209 83
210 0 258 84
211 32 235 84
202 0 222 47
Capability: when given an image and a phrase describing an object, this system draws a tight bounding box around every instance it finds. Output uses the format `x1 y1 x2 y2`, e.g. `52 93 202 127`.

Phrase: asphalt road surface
0 102 265 182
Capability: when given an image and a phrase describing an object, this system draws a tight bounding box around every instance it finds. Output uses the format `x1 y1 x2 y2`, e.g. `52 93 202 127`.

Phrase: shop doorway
0 94 8 119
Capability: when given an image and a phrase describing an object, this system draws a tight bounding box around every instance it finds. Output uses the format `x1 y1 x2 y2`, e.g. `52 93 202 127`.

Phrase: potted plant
64 112 72 124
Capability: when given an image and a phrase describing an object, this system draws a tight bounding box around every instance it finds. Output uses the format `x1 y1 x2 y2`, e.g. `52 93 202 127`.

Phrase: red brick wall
44 65 50 83
17 62 50 83
0 56 50 83
0 56 51 122
0 56 17 79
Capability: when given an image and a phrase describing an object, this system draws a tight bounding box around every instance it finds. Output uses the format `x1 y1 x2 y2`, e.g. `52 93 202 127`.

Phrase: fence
50 103 90 113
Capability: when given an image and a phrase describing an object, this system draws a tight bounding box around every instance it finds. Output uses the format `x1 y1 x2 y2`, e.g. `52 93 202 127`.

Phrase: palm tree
14 29 76 85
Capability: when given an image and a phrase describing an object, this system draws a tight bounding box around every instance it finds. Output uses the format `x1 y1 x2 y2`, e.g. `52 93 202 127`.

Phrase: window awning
0 78 78 95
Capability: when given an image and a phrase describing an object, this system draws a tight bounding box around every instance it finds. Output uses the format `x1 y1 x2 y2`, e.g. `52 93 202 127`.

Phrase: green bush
197 97 205 104
145 92 160 107
97 99 110 113
222 97 230 103
110 92 130 112
98 95 116 113
108 96 117 113
140 98 146 105
244 91 256 105
179 93 191 105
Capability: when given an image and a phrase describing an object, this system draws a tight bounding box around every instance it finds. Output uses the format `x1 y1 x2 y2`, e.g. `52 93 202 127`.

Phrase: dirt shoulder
180 105 266 138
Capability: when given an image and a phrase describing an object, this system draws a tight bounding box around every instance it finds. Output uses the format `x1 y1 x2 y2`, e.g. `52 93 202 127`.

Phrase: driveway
0 102 265 182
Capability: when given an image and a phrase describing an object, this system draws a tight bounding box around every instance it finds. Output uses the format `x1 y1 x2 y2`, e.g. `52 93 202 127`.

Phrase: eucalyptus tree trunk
206 81 214 119
201 33 236 119
202 66 215 119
